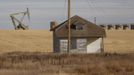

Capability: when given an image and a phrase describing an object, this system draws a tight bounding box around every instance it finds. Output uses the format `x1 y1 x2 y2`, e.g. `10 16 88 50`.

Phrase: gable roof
50 15 106 38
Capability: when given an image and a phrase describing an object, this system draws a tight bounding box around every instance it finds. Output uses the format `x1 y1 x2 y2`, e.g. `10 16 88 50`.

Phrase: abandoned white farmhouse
50 15 106 53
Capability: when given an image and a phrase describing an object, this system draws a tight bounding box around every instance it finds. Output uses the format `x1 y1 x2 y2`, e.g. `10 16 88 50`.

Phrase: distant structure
107 24 114 30
122 24 129 30
130 24 134 30
115 24 121 30
99 24 134 30
50 15 106 53
10 8 30 30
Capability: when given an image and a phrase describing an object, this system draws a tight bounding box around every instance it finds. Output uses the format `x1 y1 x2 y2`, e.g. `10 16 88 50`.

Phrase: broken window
71 24 83 30
71 24 77 30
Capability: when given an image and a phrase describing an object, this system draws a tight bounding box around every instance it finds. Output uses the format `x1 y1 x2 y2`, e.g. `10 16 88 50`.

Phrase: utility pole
67 0 71 53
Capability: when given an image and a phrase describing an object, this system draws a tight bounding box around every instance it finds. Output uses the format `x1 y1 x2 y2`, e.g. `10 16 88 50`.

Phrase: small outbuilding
107 25 114 30
131 24 134 30
50 15 106 53
115 24 122 30
123 24 130 30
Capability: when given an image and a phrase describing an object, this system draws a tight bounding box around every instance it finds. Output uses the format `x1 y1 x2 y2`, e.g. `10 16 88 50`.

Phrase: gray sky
0 0 134 29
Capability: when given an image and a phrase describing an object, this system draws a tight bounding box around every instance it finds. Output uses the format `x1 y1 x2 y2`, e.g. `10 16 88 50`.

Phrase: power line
64 0 67 19
85 0 98 23
90 0 105 13
85 0 96 13
85 0 106 24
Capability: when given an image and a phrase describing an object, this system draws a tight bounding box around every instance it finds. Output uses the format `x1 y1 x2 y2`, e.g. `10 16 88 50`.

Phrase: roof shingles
51 15 106 38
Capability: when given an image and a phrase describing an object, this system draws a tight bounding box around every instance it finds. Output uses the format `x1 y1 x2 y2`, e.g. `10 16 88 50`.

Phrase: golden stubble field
0 30 53 53
0 30 134 53
105 30 134 53
0 30 134 75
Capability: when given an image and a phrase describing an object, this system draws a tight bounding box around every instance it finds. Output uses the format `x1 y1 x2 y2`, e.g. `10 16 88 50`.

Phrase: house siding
87 38 102 53
53 32 60 53
54 37 88 53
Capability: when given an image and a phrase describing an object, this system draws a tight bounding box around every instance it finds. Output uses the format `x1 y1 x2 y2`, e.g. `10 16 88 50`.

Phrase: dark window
71 24 83 30
71 24 77 30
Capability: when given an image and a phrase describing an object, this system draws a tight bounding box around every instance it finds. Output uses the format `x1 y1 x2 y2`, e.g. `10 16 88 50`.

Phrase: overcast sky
0 0 134 29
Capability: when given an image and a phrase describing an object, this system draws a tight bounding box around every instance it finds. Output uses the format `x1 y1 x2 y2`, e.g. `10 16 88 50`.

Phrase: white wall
87 38 102 53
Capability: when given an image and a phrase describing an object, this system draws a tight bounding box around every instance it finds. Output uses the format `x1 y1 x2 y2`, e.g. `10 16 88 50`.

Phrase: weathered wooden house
50 15 106 53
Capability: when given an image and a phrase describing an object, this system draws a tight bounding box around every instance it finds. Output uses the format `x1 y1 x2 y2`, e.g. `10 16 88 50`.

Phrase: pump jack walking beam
10 8 30 30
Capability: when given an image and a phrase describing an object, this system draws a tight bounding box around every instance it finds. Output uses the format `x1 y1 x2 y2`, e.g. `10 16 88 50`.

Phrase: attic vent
71 24 83 30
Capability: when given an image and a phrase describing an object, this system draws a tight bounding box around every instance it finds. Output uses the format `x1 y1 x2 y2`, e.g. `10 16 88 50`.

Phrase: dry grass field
0 53 133 75
0 30 134 75
105 30 134 53
0 30 134 53
0 30 52 53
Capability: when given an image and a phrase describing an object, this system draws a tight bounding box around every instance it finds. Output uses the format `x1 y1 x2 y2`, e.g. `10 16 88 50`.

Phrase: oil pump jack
10 8 30 30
